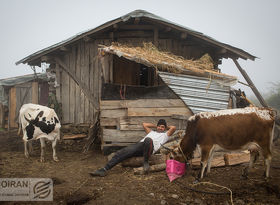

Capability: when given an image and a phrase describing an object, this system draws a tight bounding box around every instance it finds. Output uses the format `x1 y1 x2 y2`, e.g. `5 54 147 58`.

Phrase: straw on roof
99 42 237 82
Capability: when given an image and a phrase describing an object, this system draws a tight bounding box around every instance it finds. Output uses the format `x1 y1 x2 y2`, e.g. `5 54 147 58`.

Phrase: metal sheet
159 72 230 114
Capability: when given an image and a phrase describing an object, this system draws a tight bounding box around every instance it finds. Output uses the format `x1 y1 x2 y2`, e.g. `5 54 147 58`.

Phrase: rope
175 181 234 205
178 143 188 162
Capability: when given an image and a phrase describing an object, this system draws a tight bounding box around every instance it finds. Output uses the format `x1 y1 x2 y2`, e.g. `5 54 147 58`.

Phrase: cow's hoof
40 158 45 163
25 153 30 158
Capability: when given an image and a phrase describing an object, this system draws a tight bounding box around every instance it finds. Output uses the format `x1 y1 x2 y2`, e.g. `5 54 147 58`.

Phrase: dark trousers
104 137 154 170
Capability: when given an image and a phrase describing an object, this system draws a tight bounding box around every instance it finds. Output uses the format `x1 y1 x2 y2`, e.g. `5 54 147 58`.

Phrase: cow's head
167 141 194 164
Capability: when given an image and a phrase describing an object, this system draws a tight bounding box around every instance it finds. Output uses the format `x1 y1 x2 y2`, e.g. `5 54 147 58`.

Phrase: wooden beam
55 57 96 107
232 59 268 107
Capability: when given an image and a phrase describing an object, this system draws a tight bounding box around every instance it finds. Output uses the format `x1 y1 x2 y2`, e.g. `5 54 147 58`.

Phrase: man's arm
166 125 176 137
142 122 156 134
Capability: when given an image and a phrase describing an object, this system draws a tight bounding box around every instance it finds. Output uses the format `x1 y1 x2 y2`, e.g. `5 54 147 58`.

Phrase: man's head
156 119 167 133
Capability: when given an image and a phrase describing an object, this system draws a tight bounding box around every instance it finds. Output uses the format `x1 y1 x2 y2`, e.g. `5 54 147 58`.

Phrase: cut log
63 134 87 140
190 155 225 168
120 154 165 167
134 163 166 175
224 152 250 166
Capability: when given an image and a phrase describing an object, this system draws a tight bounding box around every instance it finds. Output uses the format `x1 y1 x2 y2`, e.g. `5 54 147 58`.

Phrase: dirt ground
1 130 280 205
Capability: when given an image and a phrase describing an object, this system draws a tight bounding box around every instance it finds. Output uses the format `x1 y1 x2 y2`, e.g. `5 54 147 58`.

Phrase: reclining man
90 119 176 177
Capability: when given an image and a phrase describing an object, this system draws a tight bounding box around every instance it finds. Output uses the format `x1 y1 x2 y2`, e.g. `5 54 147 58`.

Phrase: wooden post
9 87 17 128
233 59 268 107
31 82 38 104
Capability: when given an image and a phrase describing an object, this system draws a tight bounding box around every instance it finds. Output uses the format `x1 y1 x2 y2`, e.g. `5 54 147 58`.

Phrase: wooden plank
119 124 143 131
79 41 85 123
191 156 225 168
84 43 90 122
31 82 38 104
61 56 70 123
9 87 17 128
63 134 87 140
100 117 119 126
119 116 183 130
102 129 146 142
69 47 76 124
127 107 192 117
100 109 127 118
224 152 250 166
100 99 186 109
55 64 61 103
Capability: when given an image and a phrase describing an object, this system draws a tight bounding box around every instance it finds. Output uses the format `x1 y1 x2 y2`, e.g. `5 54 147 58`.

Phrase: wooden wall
100 99 192 155
56 39 113 124
8 81 40 128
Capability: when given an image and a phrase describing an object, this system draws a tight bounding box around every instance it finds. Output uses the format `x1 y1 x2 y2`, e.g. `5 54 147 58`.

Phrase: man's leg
143 137 154 173
90 142 144 177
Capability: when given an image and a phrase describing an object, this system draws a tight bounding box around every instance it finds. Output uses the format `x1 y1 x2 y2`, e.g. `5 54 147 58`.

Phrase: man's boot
89 168 107 177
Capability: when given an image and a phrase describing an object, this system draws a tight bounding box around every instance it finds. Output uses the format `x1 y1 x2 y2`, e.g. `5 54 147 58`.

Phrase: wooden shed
16 10 264 154
0 73 49 129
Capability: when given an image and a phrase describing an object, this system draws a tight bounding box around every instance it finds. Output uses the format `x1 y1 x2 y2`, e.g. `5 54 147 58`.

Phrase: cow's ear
38 111 44 117
54 117 59 124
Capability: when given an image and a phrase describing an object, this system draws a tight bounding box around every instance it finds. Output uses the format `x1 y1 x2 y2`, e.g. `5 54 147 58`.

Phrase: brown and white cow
18 103 61 162
170 107 275 179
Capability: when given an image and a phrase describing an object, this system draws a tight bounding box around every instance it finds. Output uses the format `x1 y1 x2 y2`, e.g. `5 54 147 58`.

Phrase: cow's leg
52 138 59 162
199 146 211 179
40 138 46 162
262 147 272 178
242 149 259 178
206 145 215 174
28 140 33 154
24 141 29 158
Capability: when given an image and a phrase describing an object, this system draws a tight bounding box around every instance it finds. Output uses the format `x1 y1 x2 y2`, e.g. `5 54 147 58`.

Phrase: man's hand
166 125 176 137
142 122 156 134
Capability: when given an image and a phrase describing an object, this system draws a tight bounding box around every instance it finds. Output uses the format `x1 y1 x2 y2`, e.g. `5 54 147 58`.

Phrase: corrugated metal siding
159 72 230 114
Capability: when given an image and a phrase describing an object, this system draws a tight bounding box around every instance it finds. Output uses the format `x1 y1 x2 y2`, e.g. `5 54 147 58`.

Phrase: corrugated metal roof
16 9 256 65
0 73 47 86
159 72 230 114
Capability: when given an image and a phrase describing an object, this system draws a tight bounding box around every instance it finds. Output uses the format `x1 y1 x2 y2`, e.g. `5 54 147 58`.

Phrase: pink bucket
166 159 186 182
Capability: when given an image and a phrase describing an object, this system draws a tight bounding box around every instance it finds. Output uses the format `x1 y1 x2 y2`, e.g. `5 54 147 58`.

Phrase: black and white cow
18 103 61 162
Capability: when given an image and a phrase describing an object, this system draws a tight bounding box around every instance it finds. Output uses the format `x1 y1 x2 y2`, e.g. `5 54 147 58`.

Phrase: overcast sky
0 0 279 97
